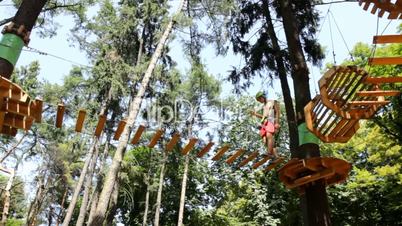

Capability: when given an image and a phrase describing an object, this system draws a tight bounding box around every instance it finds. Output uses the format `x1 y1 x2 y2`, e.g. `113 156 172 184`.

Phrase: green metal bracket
0 33 24 66
298 122 319 145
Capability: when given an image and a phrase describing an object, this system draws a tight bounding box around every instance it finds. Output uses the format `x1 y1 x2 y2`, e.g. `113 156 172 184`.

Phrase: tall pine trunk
61 140 98 226
154 152 168 226
27 176 49 226
142 171 151 226
75 144 100 226
105 181 119 225
262 0 298 155
177 154 190 226
87 140 110 225
0 0 48 78
56 188 68 226
277 0 331 225
90 1 186 224
0 168 15 225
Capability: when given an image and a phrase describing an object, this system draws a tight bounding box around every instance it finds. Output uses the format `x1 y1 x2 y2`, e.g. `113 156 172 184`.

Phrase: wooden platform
0 77 42 137
305 66 401 143
359 0 402 19
278 157 351 189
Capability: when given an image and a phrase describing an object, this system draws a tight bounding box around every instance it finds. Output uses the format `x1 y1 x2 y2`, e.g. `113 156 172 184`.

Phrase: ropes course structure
278 2 402 191
0 0 401 193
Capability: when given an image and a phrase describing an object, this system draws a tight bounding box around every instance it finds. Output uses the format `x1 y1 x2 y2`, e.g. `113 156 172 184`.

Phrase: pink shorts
260 121 275 137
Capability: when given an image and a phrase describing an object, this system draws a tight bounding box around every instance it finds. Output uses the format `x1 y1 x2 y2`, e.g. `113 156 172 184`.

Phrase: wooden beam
165 133 180 151
94 115 107 137
181 138 198 155
3 114 33 130
197 142 214 158
252 155 272 169
373 35 402 44
364 76 402 84
263 157 284 173
148 129 164 148
131 125 146 145
113 119 127 140
212 145 230 161
0 111 5 128
225 149 245 165
356 90 400 97
368 57 402 65
238 151 259 168
348 100 390 106
0 126 17 137
75 110 86 132
55 104 65 128
33 99 43 123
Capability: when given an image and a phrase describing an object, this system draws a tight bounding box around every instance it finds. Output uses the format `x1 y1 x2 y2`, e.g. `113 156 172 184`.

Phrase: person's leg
266 133 274 156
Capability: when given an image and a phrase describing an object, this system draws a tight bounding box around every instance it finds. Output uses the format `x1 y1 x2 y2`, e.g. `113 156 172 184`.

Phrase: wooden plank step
32 99 43 123
55 104 65 128
131 125 146 145
113 120 127 140
197 142 214 158
368 57 402 65
181 138 198 155
356 90 400 97
75 110 86 132
348 100 390 106
373 35 402 44
252 155 272 169
94 115 107 137
238 152 259 168
364 76 402 84
212 145 230 161
226 149 245 165
263 157 285 173
165 133 180 151
148 129 164 148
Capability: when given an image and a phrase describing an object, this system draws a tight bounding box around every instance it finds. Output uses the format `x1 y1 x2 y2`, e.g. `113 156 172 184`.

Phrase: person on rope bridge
250 91 280 158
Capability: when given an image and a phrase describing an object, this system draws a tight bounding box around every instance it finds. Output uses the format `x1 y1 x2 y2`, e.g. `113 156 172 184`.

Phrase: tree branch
0 17 13 26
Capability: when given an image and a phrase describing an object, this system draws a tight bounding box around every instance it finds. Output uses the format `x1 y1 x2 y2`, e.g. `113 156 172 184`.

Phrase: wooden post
75 110 86 132
166 133 180 151
55 104 65 128
131 125 146 145
211 145 230 161
94 115 107 137
113 120 127 140
181 138 198 155
148 129 164 148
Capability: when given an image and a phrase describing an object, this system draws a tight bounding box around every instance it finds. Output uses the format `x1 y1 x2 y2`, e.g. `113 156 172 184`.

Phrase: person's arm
250 111 263 119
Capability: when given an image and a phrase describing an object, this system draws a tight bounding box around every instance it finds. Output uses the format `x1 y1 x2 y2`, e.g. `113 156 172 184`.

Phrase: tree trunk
0 169 15 225
177 154 190 226
89 1 186 224
142 171 151 226
0 0 48 78
62 140 98 226
27 177 49 226
277 0 331 225
56 188 68 226
154 153 168 226
87 140 110 225
262 0 298 155
105 181 119 226
75 143 100 226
